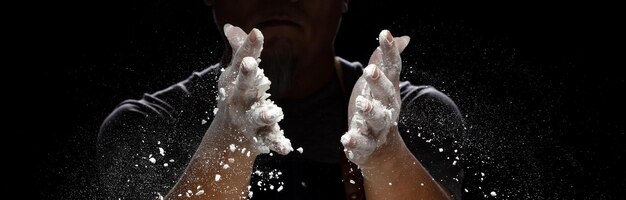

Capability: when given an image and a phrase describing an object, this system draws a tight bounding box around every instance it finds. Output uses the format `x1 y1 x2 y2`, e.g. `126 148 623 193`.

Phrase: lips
257 19 301 29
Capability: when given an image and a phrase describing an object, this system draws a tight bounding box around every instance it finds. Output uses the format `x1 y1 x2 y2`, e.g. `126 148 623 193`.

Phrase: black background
28 0 623 199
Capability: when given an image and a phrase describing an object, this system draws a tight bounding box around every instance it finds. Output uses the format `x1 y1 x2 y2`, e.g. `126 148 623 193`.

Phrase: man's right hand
165 24 292 199
213 24 293 156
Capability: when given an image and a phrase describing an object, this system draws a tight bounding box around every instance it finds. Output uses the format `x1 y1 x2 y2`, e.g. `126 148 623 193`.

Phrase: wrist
358 125 407 170
198 116 260 164
360 140 410 176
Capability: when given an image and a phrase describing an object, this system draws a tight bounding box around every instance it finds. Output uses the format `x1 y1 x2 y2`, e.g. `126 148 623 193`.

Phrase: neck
281 47 337 99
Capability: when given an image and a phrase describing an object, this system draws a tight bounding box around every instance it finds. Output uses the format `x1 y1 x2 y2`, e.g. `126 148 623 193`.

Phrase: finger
395 36 410 53
224 24 247 54
232 57 259 103
368 36 410 67
363 64 399 110
232 28 264 70
222 24 249 84
340 128 376 163
341 128 370 150
248 102 284 127
378 30 402 85
261 124 293 155
355 95 393 133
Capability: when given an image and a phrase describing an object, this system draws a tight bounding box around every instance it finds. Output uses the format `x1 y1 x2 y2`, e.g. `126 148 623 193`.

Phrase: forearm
165 122 256 199
361 142 452 200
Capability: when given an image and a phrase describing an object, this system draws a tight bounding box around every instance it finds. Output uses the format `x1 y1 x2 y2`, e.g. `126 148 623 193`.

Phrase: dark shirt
98 58 465 199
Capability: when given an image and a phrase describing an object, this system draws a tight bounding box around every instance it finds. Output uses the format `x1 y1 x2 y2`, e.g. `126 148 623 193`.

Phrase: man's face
212 0 346 60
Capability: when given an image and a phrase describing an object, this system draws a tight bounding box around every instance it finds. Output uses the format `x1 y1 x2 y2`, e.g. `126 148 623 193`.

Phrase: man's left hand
341 30 410 168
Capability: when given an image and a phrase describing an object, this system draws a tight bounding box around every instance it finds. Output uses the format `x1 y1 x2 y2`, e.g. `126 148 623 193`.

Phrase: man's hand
340 30 410 167
166 25 292 199
214 24 293 155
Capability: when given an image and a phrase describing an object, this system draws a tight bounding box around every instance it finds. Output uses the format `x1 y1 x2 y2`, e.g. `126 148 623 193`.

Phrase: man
98 0 465 199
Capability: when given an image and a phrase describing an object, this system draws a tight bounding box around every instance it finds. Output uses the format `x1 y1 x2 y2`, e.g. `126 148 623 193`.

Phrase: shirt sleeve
398 81 466 199
96 65 220 199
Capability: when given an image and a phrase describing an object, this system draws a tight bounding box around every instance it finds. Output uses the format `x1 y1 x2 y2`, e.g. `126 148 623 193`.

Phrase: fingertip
355 95 373 113
379 30 394 47
395 36 411 53
379 30 390 41
341 134 357 148
400 35 410 44
364 64 380 80
251 28 264 39
224 23 233 34
241 57 258 74
257 106 284 125
248 28 264 44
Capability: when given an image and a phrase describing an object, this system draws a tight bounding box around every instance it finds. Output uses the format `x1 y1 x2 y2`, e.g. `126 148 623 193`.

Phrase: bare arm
341 30 452 199
165 24 293 199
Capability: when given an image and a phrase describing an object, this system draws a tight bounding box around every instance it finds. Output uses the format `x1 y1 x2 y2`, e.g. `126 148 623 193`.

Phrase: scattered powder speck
349 179 355 184
223 164 230 169
163 163 168 167
148 157 156 164
490 191 497 197
159 147 165 156
229 144 236 152
439 148 444 152
297 147 304 154
277 185 283 192
195 190 205 196
388 182 393 186
201 119 207 125
228 158 235 163
215 174 221 181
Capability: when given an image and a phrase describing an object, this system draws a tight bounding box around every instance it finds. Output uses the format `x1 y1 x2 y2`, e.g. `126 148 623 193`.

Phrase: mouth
257 19 301 29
